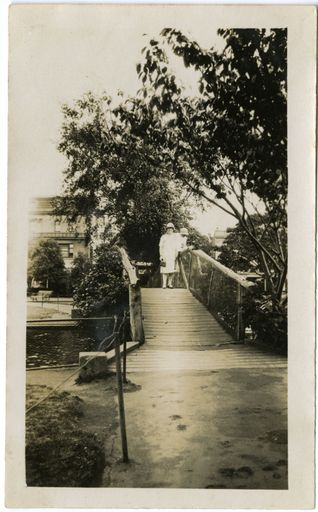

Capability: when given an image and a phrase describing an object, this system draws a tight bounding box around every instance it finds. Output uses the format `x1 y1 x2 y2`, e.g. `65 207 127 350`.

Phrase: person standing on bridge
176 227 190 253
159 222 179 289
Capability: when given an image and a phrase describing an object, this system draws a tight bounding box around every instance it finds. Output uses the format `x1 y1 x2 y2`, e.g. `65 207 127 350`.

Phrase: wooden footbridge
142 288 232 349
115 248 287 372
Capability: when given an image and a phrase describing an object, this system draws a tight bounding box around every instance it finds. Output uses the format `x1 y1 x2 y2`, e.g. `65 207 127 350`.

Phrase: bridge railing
117 247 145 345
179 249 255 341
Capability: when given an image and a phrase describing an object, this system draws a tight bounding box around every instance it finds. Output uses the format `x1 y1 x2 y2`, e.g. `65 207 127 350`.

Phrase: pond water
26 319 115 368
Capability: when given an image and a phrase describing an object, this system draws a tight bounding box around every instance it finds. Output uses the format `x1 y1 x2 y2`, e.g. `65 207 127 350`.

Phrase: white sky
9 5 239 234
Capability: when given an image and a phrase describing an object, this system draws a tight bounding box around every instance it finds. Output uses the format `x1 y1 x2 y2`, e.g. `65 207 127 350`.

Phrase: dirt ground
27 364 287 489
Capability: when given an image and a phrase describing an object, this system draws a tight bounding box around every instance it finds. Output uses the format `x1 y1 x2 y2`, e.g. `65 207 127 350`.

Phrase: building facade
28 197 90 269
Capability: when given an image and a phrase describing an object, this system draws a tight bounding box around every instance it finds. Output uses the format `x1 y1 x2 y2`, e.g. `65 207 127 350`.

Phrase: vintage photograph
6 4 316 509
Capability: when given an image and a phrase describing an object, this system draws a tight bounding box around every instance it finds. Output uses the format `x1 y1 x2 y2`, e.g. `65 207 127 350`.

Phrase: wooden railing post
114 318 129 463
178 254 189 290
117 246 145 346
236 284 245 341
129 282 145 345
188 251 194 291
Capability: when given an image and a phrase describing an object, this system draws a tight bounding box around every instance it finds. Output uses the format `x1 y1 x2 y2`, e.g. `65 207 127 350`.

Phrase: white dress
159 233 179 274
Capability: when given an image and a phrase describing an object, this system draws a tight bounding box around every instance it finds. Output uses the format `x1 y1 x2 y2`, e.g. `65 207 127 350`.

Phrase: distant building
211 228 228 248
28 197 90 269
211 228 229 259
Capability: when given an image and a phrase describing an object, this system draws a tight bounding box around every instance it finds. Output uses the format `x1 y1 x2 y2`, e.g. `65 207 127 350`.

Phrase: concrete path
107 287 287 488
26 285 287 489
27 356 287 489
105 366 287 489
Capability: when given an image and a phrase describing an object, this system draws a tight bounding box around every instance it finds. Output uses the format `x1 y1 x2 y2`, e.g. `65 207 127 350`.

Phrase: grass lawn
26 384 106 487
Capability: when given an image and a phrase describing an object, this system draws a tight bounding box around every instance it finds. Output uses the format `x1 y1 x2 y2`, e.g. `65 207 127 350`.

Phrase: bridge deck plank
141 288 233 349
111 288 286 372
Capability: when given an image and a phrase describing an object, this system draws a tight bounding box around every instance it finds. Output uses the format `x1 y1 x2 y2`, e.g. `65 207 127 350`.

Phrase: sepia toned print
6 4 315 509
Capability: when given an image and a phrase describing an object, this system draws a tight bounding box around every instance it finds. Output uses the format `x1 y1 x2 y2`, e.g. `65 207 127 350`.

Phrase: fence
179 249 254 341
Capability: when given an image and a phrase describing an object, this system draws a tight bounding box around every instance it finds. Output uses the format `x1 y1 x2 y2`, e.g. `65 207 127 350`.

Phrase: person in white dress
159 223 179 289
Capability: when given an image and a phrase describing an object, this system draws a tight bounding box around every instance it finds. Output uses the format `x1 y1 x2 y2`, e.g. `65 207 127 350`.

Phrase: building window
60 245 69 258
59 244 74 258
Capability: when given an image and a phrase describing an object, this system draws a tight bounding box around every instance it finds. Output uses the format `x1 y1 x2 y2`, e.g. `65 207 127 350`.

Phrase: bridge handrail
117 246 139 285
190 249 254 290
117 246 145 345
179 248 255 341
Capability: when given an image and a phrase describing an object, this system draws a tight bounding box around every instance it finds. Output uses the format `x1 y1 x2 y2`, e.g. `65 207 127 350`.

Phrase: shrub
72 243 128 316
245 288 287 353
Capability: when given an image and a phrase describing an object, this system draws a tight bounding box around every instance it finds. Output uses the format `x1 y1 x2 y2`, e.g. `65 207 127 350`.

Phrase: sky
9 5 252 234
9 4 238 235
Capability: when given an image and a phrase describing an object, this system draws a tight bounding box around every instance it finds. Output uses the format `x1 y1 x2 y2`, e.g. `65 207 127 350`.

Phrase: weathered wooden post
178 254 189 290
188 251 194 292
129 283 145 345
117 246 145 346
207 268 214 308
236 284 245 341
114 324 129 463
123 338 127 384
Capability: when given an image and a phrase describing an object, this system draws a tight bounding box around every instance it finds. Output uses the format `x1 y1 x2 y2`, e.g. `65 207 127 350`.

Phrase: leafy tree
70 252 91 290
55 93 191 263
217 218 287 351
217 215 286 274
136 28 287 312
72 243 128 316
181 226 215 256
56 27 288 346
30 240 67 294
218 227 260 273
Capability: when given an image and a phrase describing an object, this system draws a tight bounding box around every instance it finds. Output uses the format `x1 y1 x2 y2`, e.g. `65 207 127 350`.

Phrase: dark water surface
26 319 114 368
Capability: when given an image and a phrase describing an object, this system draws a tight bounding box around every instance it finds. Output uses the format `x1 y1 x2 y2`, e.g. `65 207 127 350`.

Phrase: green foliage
137 28 287 307
70 252 91 289
72 243 128 316
56 92 191 263
57 28 288 345
30 240 68 294
217 219 287 346
218 227 260 273
139 28 286 203
245 286 287 352
218 216 287 275
182 226 215 255
26 385 105 486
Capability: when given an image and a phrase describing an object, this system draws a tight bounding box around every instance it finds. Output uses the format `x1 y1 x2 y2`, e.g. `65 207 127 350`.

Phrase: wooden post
129 283 145 345
178 255 189 289
117 246 145 345
123 339 127 384
114 330 129 463
207 268 214 307
236 284 245 341
188 251 194 289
